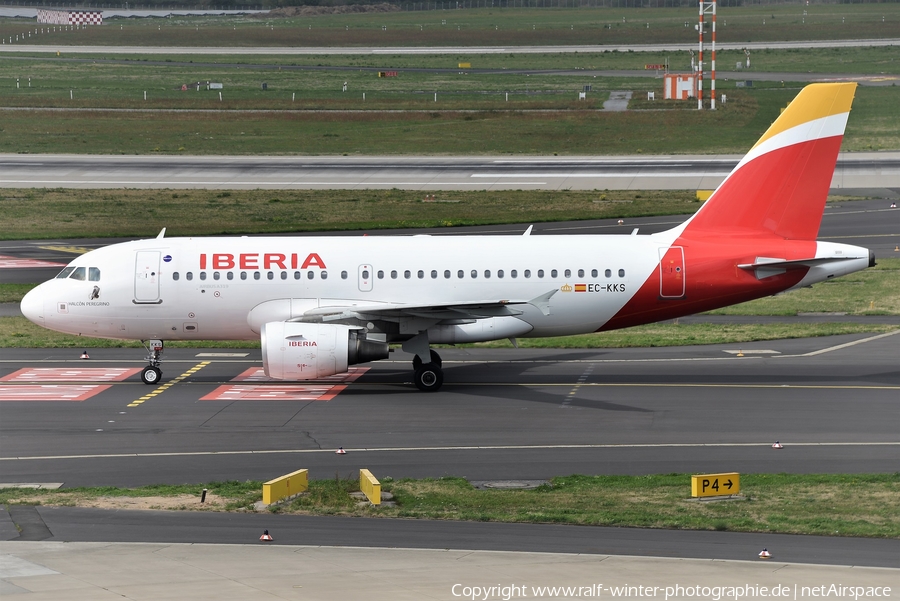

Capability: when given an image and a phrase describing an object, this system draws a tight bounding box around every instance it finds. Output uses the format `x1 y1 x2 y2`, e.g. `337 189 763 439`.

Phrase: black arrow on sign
725 479 733 489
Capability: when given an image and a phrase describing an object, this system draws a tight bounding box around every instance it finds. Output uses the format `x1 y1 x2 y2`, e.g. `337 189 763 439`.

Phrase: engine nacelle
261 322 389 381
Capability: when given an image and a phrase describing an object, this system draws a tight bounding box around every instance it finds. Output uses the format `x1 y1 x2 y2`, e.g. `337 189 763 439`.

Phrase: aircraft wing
297 289 558 324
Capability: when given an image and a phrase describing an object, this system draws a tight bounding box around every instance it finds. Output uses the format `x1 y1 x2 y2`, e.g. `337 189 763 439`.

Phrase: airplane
20 82 873 392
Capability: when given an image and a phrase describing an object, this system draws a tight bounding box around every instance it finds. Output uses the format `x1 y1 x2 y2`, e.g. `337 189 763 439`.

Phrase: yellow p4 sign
691 472 740 498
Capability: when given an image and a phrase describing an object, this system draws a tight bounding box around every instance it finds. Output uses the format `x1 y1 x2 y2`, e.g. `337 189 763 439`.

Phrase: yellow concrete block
696 190 714 202
360 469 381 505
691 472 740 498
262 468 308 505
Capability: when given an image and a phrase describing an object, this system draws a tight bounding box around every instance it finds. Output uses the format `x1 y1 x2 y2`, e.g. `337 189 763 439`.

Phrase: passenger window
241 272 247 280
431 270 438 279
404 270 411 279
56 267 75 279
605 269 612 278
200 272 207 281
281 271 288 280
591 269 598 278
524 269 531 278
537 269 544 278
267 271 274 280
417 270 424 279
511 269 517 278
362 270 370 279
377 270 384 279
498 270 504 278
391 270 398 279
213 272 220 280
470 270 477 279
550 269 558 278
341 271 348 280
321 271 328 280
89 267 101 281
458 270 464 279
254 272 261 280
307 271 314 280
70 267 86 281
173 272 180 281
444 270 451 279
294 271 301 280
186 272 193 281
484 270 491 279
565 269 572 278
227 272 234 280
619 269 625 278
577 269 584 278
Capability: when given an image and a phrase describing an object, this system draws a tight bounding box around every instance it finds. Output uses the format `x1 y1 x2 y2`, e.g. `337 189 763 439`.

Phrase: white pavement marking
3 441 898 462
795 329 900 357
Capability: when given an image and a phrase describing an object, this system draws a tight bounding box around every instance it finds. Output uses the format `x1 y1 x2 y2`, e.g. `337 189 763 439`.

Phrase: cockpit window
89 267 101 282
56 267 76 279
69 267 86 281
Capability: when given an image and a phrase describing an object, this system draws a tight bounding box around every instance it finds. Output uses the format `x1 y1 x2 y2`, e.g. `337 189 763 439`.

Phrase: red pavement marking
0 255 66 269
0 368 142 382
0 384 112 402
201 367 368 401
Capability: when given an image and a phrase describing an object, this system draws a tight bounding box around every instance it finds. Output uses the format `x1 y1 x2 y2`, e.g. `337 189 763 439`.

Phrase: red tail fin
681 83 857 241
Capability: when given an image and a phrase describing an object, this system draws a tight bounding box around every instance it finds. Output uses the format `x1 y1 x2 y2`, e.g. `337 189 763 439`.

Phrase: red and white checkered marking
230 366 367 383
0 385 112 402
0 368 141 382
201 368 368 401
0 255 66 269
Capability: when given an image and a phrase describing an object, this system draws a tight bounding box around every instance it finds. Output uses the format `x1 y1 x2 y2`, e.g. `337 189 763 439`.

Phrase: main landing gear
140 339 164 385
412 349 443 392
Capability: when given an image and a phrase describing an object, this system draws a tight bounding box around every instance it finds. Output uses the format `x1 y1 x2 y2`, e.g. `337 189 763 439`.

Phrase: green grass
0 188 704 239
2 473 897 538
1 85 896 154
2 4 898 47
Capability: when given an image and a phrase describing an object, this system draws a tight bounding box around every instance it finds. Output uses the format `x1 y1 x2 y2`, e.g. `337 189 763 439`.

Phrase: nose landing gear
140 339 164 385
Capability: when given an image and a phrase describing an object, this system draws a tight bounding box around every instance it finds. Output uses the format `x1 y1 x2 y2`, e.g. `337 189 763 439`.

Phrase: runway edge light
759 548 772 559
80 350 90 359
772 441 784 449
260 529 273 542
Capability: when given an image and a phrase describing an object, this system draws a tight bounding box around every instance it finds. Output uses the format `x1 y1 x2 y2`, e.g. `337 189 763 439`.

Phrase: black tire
412 350 442 369
141 366 162 385
413 363 443 392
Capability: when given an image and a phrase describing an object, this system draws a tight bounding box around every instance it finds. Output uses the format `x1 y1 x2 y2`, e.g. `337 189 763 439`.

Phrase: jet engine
261 322 389 380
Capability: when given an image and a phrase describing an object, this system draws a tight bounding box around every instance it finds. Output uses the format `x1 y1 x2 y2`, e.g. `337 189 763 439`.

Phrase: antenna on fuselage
156 228 166 239
523 225 533 236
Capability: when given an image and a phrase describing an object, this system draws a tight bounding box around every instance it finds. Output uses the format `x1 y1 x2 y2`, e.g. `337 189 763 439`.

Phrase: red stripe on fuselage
601 237 816 332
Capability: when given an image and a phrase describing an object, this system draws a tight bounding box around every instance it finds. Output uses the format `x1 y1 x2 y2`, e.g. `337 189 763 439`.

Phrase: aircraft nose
20 286 45 324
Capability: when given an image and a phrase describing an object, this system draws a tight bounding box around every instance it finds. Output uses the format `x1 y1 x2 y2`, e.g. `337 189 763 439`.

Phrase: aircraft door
358 264 373 292
135 251 162 303
659 246 685 299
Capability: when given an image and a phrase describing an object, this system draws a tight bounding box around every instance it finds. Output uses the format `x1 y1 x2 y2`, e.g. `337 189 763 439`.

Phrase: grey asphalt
1 152 898 191
4 39 899 54
1 331 898 487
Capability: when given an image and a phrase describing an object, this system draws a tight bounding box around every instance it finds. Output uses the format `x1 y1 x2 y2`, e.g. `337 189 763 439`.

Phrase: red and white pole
711 0 717 110
698 0 704 110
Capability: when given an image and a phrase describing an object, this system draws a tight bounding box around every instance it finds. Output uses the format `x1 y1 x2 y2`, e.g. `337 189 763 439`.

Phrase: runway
2 152 898 191
4 39 899 54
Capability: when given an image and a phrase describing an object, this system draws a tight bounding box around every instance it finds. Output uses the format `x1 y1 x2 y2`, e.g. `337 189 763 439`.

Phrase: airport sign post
691 472 740 498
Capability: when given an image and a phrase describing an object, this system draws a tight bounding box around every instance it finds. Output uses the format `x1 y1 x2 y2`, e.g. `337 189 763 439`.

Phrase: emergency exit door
134 251 161 303
659 246 685 299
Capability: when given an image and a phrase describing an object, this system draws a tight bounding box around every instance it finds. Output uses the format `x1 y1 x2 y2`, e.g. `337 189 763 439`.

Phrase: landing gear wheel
414 363 444 392
141 366 162 385
412 350 442 370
